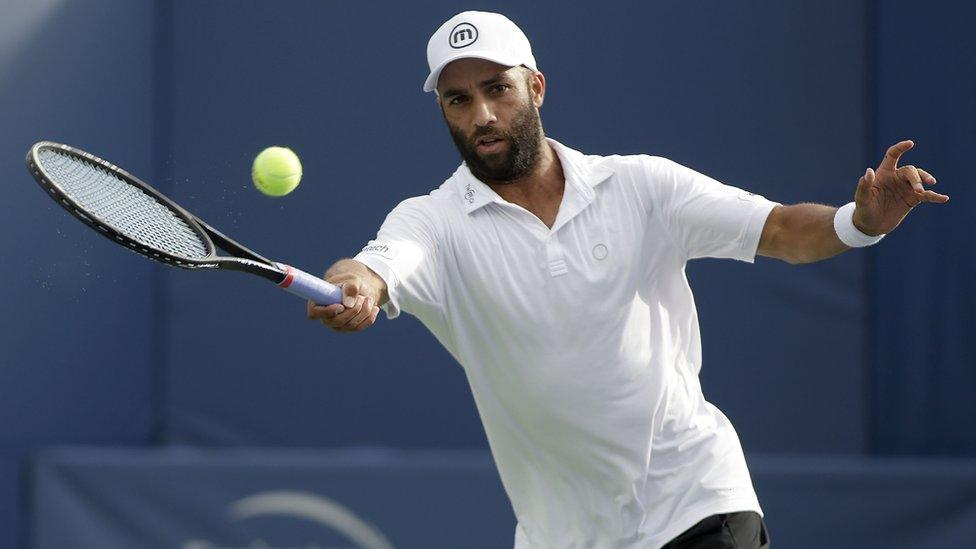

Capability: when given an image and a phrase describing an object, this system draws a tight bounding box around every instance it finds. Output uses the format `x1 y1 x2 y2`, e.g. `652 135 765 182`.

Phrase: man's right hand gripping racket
25 141 342 305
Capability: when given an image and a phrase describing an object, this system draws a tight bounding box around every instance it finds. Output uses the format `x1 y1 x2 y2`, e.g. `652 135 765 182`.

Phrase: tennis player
308 11 948 548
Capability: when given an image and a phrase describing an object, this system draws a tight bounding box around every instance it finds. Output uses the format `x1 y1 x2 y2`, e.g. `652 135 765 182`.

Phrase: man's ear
530 70 546 108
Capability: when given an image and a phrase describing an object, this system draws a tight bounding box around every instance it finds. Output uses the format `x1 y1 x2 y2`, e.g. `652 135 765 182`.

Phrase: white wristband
833 202 884 247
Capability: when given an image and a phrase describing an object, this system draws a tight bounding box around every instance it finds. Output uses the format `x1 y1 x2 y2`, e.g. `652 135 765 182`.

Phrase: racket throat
198 219 275 266
218 257 288 284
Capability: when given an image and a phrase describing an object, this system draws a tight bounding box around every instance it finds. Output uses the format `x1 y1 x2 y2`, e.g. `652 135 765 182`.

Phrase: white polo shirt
354 138 779 548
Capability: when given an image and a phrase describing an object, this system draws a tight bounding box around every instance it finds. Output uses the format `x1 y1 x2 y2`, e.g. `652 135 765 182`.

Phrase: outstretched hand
852 140 949 236
307 279 380 332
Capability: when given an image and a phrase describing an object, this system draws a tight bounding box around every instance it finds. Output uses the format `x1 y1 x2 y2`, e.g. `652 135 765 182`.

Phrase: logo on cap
449 23 478 48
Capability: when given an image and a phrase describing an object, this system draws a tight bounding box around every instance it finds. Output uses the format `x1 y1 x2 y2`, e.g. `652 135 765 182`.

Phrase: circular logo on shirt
592 243 609 260
449 23 478 48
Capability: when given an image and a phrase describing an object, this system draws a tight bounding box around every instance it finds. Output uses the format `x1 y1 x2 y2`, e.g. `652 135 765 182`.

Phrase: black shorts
662 511 770 548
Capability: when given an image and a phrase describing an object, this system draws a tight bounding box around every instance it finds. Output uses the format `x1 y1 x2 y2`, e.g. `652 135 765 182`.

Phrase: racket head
26 141 218 269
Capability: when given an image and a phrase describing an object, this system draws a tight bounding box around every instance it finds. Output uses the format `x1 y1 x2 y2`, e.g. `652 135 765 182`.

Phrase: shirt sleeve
643 156 780 262
353 197 442 320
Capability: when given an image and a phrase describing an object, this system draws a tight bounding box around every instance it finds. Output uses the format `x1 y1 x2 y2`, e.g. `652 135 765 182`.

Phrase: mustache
470 126 508 144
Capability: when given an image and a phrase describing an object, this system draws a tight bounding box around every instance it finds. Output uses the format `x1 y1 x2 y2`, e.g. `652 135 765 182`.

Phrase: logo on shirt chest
592 243 609 260
464 183 476 204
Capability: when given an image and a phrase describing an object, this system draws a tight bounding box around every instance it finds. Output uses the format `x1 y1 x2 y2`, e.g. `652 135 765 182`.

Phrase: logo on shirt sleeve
360 243 398 261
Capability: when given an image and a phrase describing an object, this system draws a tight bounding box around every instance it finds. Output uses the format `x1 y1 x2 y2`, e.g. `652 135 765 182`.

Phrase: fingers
917 167 937 185
354 305 381 332
306 274 380 333
896 165 949 203
879 140 914 171
917 189 950 203
853 167 873 204
311 294 379 332
307 302 345 321
350 298 380 332
341 281 360 308
347 295 374 329
898 165 925 194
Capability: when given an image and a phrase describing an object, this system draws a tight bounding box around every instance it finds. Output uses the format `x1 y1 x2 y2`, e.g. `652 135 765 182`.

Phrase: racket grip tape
276 263 343 305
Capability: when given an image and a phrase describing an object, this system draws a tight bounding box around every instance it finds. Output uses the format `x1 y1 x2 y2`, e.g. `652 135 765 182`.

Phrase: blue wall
0 0 158 444
31 448 976 549
0 1 159 546
871 0 976 454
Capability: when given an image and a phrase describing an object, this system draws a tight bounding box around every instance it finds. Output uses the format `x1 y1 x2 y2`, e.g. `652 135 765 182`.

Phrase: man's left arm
757 140 949 264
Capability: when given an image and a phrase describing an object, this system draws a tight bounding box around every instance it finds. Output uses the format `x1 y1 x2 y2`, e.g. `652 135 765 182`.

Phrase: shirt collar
451 138 615 214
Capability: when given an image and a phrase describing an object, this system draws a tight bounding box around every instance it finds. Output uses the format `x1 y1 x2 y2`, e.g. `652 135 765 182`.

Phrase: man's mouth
475 136 505 153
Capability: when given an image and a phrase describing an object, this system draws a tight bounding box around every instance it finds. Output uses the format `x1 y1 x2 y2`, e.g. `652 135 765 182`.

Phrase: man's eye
490 84 510 94
449 96 467 106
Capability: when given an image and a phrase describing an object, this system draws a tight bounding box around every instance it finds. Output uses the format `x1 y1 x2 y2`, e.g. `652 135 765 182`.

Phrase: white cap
423 11 537 93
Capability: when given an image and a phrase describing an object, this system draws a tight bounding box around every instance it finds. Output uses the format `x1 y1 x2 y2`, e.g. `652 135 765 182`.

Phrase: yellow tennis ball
252 146 302 197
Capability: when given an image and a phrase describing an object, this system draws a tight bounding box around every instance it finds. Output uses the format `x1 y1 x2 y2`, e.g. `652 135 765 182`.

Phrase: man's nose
472 97 497 128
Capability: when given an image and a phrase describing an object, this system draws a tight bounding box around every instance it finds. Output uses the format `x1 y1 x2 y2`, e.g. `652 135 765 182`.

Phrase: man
307 11 948 549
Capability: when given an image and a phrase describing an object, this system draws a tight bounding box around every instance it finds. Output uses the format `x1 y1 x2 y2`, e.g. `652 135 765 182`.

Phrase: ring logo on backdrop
182 491 393 549
450 23 478 48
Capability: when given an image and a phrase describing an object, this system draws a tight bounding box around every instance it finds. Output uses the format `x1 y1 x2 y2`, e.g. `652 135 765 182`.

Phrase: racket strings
38 150 209 259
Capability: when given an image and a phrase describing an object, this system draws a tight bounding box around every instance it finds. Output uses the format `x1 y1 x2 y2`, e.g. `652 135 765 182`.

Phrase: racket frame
26 141 288 285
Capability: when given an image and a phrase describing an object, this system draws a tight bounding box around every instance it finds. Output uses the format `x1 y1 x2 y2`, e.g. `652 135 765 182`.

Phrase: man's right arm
306 258 387 333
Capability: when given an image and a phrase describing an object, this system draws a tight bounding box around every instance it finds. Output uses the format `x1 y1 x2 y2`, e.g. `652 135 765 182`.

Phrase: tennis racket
25 141 342 305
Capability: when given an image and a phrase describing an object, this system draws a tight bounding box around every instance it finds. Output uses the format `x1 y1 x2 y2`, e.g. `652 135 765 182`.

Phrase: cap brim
423 51 525 93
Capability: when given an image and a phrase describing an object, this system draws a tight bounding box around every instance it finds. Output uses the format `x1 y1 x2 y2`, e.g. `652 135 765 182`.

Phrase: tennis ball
252 146 302 197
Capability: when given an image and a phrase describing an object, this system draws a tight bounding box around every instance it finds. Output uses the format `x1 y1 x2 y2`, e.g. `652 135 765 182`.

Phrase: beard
447 100 544 183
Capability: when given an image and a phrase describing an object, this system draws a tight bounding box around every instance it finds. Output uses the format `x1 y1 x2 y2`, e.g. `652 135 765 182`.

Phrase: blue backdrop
0 1 158 545
0 0 973 547
30 448 976 549
871 0 976 455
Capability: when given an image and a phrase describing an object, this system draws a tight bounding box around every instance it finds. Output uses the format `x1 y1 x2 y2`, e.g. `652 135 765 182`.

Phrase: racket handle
275 263 343 305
